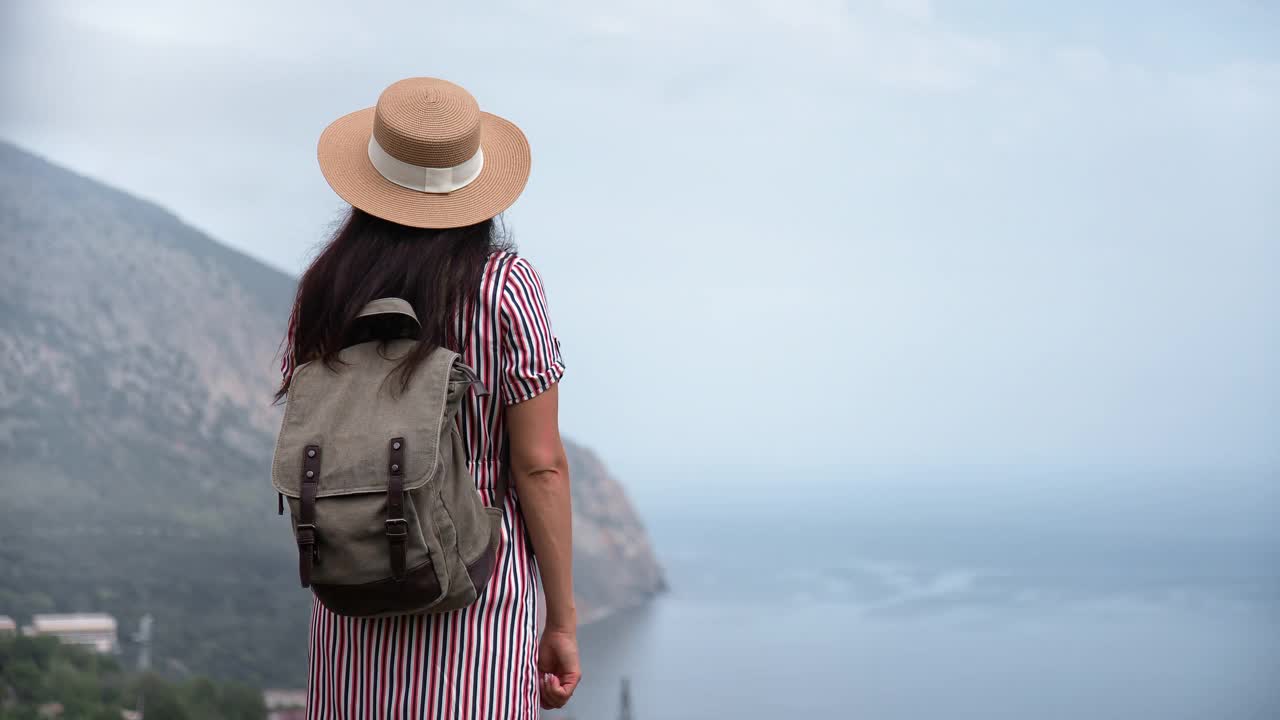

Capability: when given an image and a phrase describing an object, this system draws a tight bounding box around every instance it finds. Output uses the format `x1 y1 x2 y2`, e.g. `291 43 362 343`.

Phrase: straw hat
317 77 530 229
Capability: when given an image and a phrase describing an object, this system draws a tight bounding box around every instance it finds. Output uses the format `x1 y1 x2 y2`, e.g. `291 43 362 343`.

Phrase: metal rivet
392 442 401 451
305 470 314 479
391 464 400 473
307 449 316 458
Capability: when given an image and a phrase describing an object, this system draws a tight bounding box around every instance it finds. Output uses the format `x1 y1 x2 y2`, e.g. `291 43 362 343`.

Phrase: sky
2 0 1278 487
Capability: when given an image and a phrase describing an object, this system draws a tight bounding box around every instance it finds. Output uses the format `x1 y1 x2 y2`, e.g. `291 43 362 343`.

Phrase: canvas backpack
271 298 504 618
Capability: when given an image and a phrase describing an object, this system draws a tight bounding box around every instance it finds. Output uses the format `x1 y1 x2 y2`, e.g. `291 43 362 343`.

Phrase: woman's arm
506 383 580 708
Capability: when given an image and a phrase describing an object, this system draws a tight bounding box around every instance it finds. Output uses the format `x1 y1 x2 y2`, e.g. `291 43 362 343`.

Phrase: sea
548 467 1280 720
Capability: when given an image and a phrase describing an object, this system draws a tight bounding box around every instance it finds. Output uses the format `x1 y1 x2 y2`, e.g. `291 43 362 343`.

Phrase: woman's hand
538 626 582 710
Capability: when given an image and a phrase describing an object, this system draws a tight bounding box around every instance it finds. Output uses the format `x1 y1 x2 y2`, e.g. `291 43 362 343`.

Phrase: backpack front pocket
288 489 449 617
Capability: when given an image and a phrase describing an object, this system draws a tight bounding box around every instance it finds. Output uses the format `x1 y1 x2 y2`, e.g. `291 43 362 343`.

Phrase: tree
136 674 188 720
214 682 267 720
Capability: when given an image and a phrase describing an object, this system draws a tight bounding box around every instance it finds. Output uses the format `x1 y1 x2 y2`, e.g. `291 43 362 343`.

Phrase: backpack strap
452 357 508 511
386 437 409 582
494 432 511 511
297 445 321 588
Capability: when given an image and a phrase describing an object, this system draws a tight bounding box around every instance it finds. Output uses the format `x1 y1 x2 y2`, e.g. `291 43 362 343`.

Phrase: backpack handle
343 298 421 348
356 297 421 327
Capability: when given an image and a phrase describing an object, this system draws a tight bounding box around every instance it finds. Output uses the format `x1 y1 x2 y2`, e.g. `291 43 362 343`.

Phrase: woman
277 77 580 718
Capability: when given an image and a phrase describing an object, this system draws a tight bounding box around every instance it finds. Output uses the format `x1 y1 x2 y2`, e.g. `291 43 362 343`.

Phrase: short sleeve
499 256 566 405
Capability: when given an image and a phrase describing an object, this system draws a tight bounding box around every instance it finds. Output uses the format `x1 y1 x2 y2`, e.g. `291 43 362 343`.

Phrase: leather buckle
385 518 408 538
295 524 319 562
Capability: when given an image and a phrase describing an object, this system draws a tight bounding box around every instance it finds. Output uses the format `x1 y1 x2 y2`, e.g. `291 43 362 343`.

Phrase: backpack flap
272 338 460 499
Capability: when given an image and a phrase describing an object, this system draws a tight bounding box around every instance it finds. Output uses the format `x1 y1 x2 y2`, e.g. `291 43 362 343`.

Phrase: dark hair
276 207 510 402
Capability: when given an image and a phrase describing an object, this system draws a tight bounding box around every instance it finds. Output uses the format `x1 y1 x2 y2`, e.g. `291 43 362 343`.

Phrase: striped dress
299 252 565 719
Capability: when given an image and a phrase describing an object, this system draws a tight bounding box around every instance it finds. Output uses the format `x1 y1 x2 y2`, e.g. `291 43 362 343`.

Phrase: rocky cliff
0 141 663 685
564 439 666 623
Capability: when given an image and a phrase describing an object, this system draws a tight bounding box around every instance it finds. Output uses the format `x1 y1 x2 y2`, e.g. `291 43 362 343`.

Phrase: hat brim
317 108 530 229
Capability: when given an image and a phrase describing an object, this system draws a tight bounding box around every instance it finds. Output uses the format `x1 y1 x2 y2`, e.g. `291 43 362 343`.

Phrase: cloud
879 0 934 23
1055 45 1111 80
526 0 1004 92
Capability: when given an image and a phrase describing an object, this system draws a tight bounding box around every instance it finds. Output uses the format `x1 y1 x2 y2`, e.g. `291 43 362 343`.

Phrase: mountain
0 141 663 686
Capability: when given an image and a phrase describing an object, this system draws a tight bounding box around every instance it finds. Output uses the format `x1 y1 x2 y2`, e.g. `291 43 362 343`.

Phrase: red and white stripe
302 252 564 719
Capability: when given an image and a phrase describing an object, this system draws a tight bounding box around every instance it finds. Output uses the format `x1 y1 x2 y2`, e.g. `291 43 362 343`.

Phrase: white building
26 613 118 653
263 688 307 709
0 616 17 635
263 688 307 720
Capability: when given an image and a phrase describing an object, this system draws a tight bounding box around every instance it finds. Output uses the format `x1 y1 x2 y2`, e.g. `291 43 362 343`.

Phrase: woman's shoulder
485 250 547 289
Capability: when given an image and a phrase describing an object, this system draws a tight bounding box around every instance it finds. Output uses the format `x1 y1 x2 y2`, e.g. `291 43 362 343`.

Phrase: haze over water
553 468 1280 719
